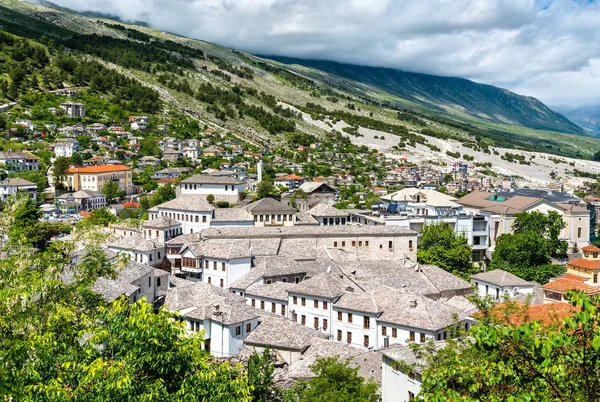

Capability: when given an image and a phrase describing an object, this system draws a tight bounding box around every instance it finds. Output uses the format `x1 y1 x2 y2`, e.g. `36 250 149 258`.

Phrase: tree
139 139 163 158
207 193 215 204
256 180 278 200
52 157 72 189
290 188 307 209
417 291 600 401
593 150 600 162
102 181 120 203
87 207 117 226
248 348 280 402
490 211 568 283
70 152 83 166
417 222 474 279
286 357 379 402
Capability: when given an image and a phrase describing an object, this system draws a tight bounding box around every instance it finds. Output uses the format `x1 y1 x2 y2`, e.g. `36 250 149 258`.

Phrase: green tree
418 291 600 401
102 180 120 203
248 348 280 402
256 180 278 200
490 211 568 283
286 357 379 402
139 139 163 158
417 222 474 279
207 193 215 204
70 152 83 166
87 207 117 226
52 156 72 189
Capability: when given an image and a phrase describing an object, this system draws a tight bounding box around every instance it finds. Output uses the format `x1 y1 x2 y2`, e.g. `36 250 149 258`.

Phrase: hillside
563 105 600 136
0 0 599 161
264 56 585 135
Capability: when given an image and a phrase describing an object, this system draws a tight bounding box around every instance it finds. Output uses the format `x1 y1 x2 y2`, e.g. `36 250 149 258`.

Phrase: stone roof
289 272 352 299
307 203 348 218
295 212 320 225
376 290 470 330
92 260 155 302
106 234 163 252
471 269 533 287
180 174 244 185
0 177 37 187
244 316 328 351
165 232 201 247
298 181 336 193
334 291 382 314
213 207 253 222
382 188 459 207
142 216 181 229
245 282 296 302
183 239 252 260
201 225 417 239
154 195 214 212
245 197 296 213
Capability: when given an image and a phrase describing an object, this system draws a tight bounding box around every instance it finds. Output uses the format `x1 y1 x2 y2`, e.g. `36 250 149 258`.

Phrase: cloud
52 0 600 108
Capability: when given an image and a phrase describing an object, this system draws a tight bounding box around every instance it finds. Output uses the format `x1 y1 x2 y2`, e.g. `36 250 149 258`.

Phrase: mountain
264 56 585 135
563 105 600 136
0 0 598 160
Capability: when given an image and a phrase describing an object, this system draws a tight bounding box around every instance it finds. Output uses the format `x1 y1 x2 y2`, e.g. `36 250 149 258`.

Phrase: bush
216 201 230 208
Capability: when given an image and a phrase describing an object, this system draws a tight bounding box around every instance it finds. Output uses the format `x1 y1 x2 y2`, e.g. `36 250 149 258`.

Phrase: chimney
409 300 418 308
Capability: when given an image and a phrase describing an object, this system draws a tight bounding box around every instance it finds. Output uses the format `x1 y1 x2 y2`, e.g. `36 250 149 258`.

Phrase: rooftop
67 165 130 174
212 207 254 222
244 316 328 351
382 188 459 208
180 174 244 185
92 260 156 302
106 234 162 252
142 216 181 229
471 269 533 287
245 197 296 213
307 203 348 218
542 273 600 295
154 195 214 212
201 225 417 239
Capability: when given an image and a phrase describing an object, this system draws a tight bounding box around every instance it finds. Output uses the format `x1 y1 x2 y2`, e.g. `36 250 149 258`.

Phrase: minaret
257 160 263 183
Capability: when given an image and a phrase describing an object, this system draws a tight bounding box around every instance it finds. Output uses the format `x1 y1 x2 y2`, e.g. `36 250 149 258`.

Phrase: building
148 195 214 234
152 167 193 180
306 204 349 226
106 234 165 267
0 178 37 201
381 188 462 217
60 101 86 118
54 138 79 158
543 245 600 303
65 165 133 194
471 270 535 301
381 343 429 402
0 152 40 172
245 197 297 227
56 190 107 212
274 174 304 190
179 174 246 204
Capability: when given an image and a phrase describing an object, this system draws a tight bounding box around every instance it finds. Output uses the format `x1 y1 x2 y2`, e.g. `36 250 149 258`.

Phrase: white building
0 178 37 201
245 197 297 227
54 138 79 158
148 195 214 234
381 343 426 402
107 235 165 267
381 188 462 217
179 174 246 204
60 101 86 118
471 269 535 301
0 152 40 172
56 190 106 212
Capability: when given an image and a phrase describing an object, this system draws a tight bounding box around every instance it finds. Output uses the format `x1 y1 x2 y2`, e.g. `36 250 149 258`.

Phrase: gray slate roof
289 272 352 299
244 316 328 351
107 234 162 252
213 207 253 222
92 260 155 302
245 197 296 213
0 177 37 187
183 239 252 260
307 203 348 218
298 182 336 193
155 195 214 212
471 269 533 287
143 215 181 229
245 282 296 302
180 174 244 185
201 225 417 239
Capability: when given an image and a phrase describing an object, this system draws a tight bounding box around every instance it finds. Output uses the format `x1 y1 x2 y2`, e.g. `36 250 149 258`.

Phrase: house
15 119 36 130
142 216 182 244
66 165 133 194
129 116 149 130
543 245 600 303
148 195 214 234
471 270 535 301
152 167 192 180
0 178 37 201
57 190 107 212
381 188 461 217
0 152 40 172
54 138 79 158
202 145 224 157
162 150 183 163
60 101 85 118
106 234 165 267
245 197 297 227
179 174 246 204
381 343 435 402
274 174 304 190
306 204 348 226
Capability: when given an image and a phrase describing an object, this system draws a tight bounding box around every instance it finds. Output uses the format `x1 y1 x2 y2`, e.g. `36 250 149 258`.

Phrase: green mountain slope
264 56 584 135
1 0 599 160
564 105 600 136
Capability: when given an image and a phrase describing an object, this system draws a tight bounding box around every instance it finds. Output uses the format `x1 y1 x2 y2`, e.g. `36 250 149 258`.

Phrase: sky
52 0 600 109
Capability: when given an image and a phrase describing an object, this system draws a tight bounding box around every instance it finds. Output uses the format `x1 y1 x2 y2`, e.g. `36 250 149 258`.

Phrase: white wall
180 182 245 197
382 355 422 402
246 295 288 317
152 208 212 234
471 279 534 301
331 308 378 349
288 293 334 334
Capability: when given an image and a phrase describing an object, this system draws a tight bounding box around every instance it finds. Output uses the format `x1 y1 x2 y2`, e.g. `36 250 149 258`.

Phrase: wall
246 295 288 318
152 208 212 234
382 355 422 402
331 308 378 349
288 293 334 334
471 279 534 301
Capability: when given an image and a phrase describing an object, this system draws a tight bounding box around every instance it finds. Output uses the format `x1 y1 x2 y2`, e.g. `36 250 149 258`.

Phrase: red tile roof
79 211 90 218
67 165 130 174
582 245 600 253
485 302 578 326
123 201 140 209
567 257 600 270
542 273 600 294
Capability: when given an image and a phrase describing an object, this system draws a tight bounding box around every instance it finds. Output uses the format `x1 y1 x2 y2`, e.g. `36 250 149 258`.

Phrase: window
314 317 319 329
260 301 265 310
282 278 287 283
363 316 370 329
408 391 415 400
338 311 343 321
420 333 425 343
578 227 582 237
595 253 599 258
352 241 356 247
323 301 328 310
157 277 161 287
157 252 161 259
207 277 211 284
266 279 272 284
235 326 241 336
323 319 328 330
195 216 199 222
301 315 306 325
293 296 298 305
295 277 300 284
314 300 319 308
364 335 369 347
337 330 342 341
348 313 353 323
213 261 217 270
409 240 413 249
219 279 224 288
382 326 387 336
246 323 251 333
342 241 346 247
281 305 286 316
410 331 415 342
252 299 256 307
149 277 151 287
359 241 362 246
156 230 159 238
149 254 152 262
301 297 306 306
365 241 369 247
272 303 276 313
347 332 352 344
202 216 207 223
389 241 393 249
392 328 397 338
595 273 598 284
222 262 226 271
205 260 209 269
485 285 489 294
334 241 338 247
